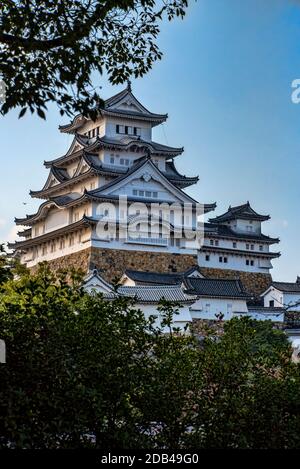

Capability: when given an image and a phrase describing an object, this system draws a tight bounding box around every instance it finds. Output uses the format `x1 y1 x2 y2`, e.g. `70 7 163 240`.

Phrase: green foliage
1 266 300 449
0 0 189 118
0 244 13 286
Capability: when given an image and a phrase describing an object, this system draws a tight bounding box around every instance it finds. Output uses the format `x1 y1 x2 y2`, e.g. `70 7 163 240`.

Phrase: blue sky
1 0 300 280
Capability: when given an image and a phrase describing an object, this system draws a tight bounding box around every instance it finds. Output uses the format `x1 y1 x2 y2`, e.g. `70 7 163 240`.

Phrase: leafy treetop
0 0 189 119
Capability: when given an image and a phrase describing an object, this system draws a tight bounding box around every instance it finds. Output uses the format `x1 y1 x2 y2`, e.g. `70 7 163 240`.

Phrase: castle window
116 125 120 133
59 239 65 250
219 256 223 263
250 244 254 250
69 235 74 247
233 242 237 248
215 240 219 246
250 260 254 266
124 126 133 135
246 244 249 250
134 127 141 136
205 304 210 313
42 245 47 256
259 245 263 251
210 239 214 246
246 259 250 266
50 243 56 253
132 189 158 199
110 156 115 164
224 257 228 263
269 300 275 307
205 255 210 261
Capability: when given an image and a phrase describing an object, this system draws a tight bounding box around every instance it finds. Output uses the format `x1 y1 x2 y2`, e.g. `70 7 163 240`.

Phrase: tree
1 265 300 449
0 0 188 119
0 244 13 285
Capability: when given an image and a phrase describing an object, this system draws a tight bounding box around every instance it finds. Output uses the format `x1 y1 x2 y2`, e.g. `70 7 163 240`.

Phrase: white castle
9 83 280 295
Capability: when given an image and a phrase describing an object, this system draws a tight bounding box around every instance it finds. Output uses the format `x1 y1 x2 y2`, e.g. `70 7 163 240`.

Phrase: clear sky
1 0 300 281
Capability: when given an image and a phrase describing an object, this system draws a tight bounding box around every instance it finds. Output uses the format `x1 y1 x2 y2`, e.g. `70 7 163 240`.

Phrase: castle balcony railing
126 236 168 246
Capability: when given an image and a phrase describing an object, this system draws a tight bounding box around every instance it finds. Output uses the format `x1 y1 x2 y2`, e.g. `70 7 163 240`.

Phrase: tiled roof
272 281 300 293
204 223 279 244
118 285 197 304
123 267 201 286
247 306 285 314
201 244 281 259
59 85 168 134
209 202 270 224
184 277 250 299
88 135 183 156
8 216 97 250
33 154 198 198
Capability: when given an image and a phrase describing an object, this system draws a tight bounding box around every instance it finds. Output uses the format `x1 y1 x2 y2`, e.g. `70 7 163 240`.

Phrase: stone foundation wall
199 267 272 297
30 249 91 276
191 318 284 339
31 247 198 283
30 249 272 296
89 248 198 283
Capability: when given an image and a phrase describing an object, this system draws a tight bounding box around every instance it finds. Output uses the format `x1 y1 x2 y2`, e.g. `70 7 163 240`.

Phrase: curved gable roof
209 202 270 224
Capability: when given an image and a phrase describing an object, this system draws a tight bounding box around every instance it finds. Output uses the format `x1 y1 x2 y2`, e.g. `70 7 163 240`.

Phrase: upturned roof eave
204 229 280 245
11 216 97 249
201 245 281 258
